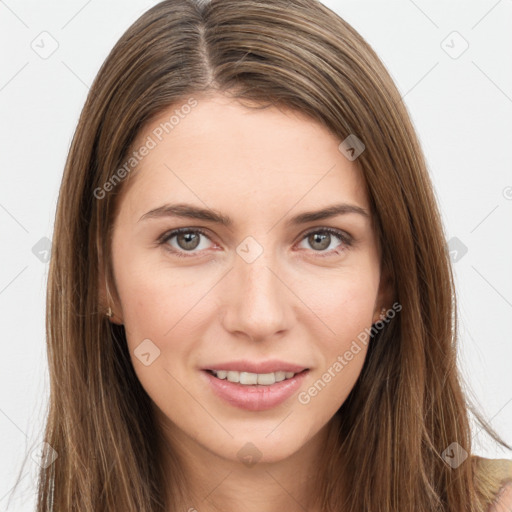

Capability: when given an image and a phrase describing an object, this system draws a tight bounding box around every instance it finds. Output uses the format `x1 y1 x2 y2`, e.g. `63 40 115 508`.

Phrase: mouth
201 368 310 411
204 368 309 386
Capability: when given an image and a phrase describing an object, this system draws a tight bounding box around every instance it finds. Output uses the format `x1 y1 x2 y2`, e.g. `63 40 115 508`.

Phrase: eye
296 227 352 256
158 228 215 258
157 226 353 258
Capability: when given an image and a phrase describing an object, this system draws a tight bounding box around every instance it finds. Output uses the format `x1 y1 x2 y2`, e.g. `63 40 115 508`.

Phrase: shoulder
488 482 512 512
472 455 512 511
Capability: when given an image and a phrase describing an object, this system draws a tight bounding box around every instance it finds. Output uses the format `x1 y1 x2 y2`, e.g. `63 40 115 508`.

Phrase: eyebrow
138 202 370 226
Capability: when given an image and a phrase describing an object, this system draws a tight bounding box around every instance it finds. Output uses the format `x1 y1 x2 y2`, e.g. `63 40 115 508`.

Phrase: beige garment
472 455 512 511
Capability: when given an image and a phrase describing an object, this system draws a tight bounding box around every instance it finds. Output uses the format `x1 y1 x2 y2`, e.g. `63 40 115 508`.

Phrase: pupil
310 233 329 250
179 232 200 250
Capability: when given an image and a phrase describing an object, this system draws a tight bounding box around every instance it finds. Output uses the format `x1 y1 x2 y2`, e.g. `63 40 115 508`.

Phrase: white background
0 0 511 510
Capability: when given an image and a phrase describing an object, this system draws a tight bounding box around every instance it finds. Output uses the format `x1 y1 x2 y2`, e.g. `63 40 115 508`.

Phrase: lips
202 367 310 411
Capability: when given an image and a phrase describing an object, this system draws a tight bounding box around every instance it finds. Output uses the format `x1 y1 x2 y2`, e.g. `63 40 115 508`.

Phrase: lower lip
202 369 309 411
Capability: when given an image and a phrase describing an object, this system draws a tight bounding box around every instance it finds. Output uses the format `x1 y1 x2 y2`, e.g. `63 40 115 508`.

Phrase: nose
220 248 293 342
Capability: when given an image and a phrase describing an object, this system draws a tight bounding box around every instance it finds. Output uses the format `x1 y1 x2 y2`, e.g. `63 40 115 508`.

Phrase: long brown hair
18 0 512 510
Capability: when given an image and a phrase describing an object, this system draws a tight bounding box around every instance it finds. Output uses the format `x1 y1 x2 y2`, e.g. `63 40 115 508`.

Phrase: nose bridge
221 238 292 339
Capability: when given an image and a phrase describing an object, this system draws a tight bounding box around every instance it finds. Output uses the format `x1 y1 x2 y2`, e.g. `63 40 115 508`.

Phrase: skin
103 92 392 512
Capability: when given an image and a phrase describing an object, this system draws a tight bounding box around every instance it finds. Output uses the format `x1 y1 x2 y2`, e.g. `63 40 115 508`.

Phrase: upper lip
203 359 309 374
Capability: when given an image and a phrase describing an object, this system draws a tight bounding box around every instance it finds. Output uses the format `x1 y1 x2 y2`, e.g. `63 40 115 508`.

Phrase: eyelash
157 227 353 259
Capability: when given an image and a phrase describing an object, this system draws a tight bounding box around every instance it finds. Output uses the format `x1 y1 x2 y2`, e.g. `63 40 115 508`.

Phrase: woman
33 0 511 510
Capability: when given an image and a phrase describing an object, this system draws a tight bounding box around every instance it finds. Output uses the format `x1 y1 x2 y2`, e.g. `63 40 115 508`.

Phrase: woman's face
108 92 390 465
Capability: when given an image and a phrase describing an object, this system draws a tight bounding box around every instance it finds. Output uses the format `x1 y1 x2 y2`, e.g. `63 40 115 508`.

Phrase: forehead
116 93 369 222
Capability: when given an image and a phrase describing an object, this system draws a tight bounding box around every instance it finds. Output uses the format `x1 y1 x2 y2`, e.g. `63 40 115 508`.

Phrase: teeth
227 371 239 382
256 373 274 385
274 371 286 382
241 372 259 385
210 369 300 385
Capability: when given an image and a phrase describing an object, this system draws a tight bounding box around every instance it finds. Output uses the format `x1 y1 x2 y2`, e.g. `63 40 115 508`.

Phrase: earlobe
105 307 123 325
372 307 387 325
100 286 124 325
373 267 395 324
98 254 124 325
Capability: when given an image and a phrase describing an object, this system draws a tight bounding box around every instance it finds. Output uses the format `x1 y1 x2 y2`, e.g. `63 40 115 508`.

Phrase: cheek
298 277 375 418
306 259 380 337
111 237 180 347
114 266 170 340
302 261 379 400
111 242 215 371
111 250 206 415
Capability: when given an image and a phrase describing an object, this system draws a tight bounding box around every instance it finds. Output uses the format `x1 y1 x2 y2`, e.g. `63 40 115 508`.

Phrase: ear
372 265 395 324
98 245 124 325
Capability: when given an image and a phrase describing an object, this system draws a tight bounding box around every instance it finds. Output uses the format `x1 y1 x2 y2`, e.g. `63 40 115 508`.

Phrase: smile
202 369 310 411
208 369 299 385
